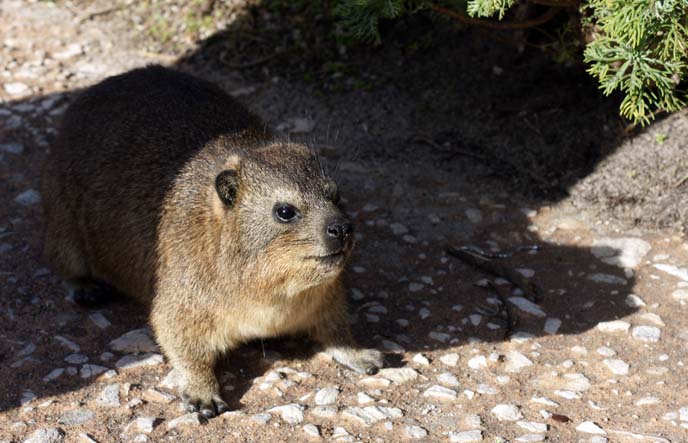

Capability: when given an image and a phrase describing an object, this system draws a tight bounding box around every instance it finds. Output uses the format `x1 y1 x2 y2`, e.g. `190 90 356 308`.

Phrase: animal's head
213 141 354 295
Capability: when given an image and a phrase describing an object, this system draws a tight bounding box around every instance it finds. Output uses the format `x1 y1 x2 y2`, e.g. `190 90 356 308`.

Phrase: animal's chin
306 250 348 268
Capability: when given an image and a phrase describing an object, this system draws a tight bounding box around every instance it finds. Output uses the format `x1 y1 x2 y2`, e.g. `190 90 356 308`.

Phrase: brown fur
42 65 383 417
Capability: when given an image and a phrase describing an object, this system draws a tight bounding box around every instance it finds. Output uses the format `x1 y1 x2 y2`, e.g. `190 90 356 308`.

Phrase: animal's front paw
182 391 229 419
336 348 385 375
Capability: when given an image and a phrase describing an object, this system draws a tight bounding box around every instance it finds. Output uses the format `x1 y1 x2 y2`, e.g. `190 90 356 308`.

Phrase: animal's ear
215 170 239 207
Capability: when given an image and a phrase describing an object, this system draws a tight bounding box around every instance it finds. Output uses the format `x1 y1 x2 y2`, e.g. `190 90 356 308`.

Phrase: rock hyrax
42 65 384 417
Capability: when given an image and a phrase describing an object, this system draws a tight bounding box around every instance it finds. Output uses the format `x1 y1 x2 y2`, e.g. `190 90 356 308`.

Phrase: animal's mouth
307 249 347 263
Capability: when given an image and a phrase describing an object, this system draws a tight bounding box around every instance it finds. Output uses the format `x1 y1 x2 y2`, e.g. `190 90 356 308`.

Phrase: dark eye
274 204 299 223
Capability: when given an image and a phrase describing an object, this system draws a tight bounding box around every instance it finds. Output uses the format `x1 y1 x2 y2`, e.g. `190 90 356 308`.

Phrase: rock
158 368 187 390
268 404 305 425
631 326 661 342
314 387 340 405
54 336 80 352
23 428 64 443
109 328 158 353
491 404 523 421
88 313 111 329
0 142 24 154
625 294 646 307
405 425 428 439
576 421 606 434
635 397 660 406
251 413 271 425
428 331 451 343
639 312 664 326
467 355 487 370
79 364 109 378
448 430 483 442
476 384 498 395
508 297 546 317
15 189 41 206
515 435 545 442
543 318 561 334
59 409 95 425
437 372 460 387
125 417 156 434
96 384 120 407
142 388 175 404
64 354 88 364
517 421 547 433
597 320 630 333
680 406 688 421
606 429 669 443
378 367 418 384
653 263 688 281
603 359 630 375
503 350 533 373
465 208 482 223
311 405 337 418
422 385 457 401
408 283 424 293
412 353 430 366
357 392 374 404
438 353 458 367
115 353 164 369
359 377 391 388
587 274 627 285
4 82 29 96
672 289 688 301
166 413 203 429
77 433 98 443
381 340 405 352
591 238 651 268
21 390 37 405
342 406 402 426
389 223 409 235
43 368 65 382
303 423 320 438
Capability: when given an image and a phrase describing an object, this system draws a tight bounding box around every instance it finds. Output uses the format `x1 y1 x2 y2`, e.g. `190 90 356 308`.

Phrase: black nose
326 221 354 241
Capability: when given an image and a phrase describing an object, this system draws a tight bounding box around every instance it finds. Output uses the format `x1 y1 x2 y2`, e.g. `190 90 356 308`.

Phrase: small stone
43 368 65 382
4 82 29 96
389 223 409 235
412 353 430 366
575 421 606 435
631 326 661 342
80 364 109 378
125 417 156 434
115 353 164 369
359 377 390 388
517 421 547 433
15 189 41 206
143 388 175 404
65 354 88 365
543 318 561 334
597 320 630 333
448 430 483 442
422 385 457 401
508 297 546 317
418 307 431 319
591 238 651 268
653 263 688 281
635 397 660 406
603 359 630 375
626 294 646 307
587 274 627 285
408 283 424 293
251 413 271 425
96 384 120 407
314 387 340 405
268 404 305 425
639 313 665 326
515 435 545 442
59 408 95 425
465 208 482 223
437 372 460 387
357 392 374 404
54 336 80 352
311 405 337 418
671 289 688 302
166 412 202 429
378 367 418 384
158 369 187 391
342 406 402 426
381 340 405 352
405 425 428 439
491 404 523 421
428 331 451 343
679 406 688 421
109 328 158 353
440 353 460 367
597 346 616 357
88 313 111 329
303 424 320 438
504 350 533 373
467 355 487 370
23 428 64 443
77 433 97 443
0 142 23 154
476 384 498 395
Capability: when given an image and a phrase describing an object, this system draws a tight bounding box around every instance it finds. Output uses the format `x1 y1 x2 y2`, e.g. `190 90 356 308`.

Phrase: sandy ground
1 1 687 442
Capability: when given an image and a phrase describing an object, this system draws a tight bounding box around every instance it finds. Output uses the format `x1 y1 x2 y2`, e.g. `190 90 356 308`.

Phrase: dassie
42 65 384 417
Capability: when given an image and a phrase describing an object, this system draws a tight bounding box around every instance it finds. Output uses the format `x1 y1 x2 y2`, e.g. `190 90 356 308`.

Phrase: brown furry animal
42 65 384 418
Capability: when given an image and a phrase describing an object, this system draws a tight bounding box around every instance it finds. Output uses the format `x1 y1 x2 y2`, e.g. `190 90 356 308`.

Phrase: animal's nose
326 221 354 241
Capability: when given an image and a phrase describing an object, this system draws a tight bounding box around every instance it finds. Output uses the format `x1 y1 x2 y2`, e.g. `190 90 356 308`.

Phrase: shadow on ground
0 2 644 413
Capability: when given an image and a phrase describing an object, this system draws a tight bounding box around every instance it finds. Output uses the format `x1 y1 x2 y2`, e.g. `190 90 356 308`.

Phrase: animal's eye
274 204 299 223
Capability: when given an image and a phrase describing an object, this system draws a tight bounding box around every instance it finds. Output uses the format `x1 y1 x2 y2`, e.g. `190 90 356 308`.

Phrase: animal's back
43 66 265 299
